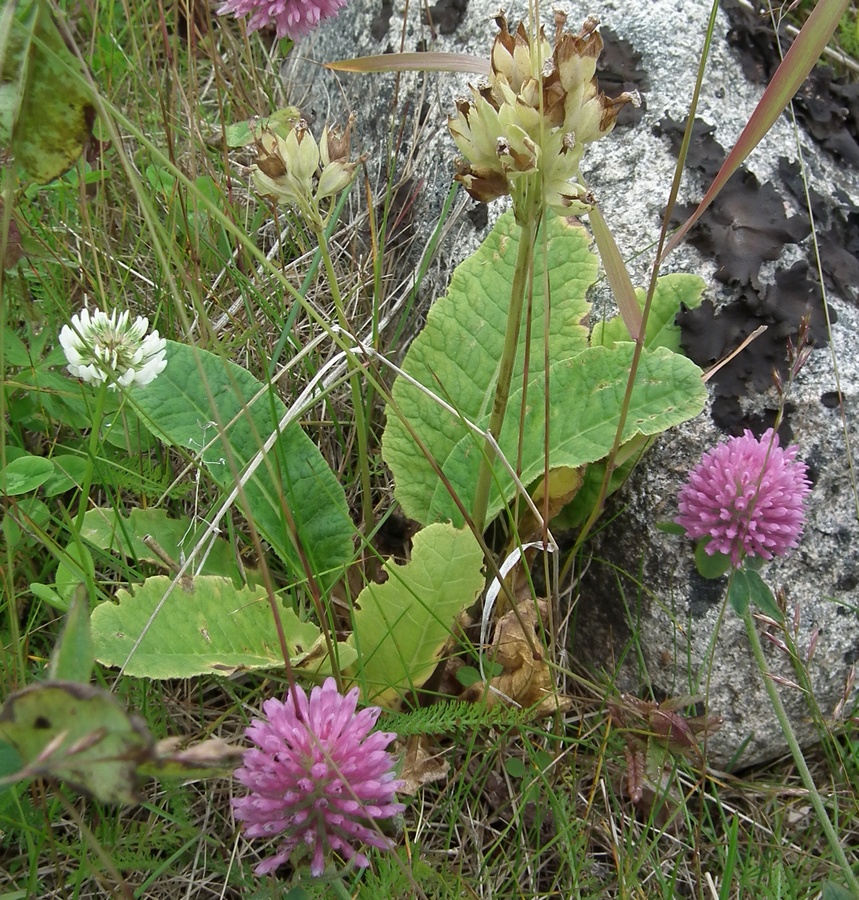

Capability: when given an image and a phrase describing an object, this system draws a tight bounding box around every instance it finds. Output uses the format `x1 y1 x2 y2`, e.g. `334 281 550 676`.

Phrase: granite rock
299 0 859 767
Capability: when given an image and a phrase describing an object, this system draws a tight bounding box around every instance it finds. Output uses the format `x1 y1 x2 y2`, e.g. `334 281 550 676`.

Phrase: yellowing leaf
347 524 485 706
0 0 94 183
92 575 356 678
465 600 571 717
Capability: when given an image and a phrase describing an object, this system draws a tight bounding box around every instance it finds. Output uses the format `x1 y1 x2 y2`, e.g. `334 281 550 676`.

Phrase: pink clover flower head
217 0 350 40
675 428 811 568
232 677 405 877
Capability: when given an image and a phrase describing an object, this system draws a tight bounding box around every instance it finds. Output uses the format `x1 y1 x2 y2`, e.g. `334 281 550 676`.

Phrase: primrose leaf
592 273 706 352
347 524 485 706
128 342 354 590
428 343 706 526
0 0 94 183
0 681 154 804
91 575 356 678
80 507 252 586
382 209 596 525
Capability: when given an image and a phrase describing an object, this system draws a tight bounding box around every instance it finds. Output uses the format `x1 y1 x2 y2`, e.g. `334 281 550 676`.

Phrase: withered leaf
467 600 571 717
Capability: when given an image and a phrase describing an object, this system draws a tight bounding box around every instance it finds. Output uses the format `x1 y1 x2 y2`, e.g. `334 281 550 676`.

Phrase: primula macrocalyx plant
448 11 638 222
676 428 812 568
217 0 350 40
252 116 363 229
232 678 405 877
59 307 167 391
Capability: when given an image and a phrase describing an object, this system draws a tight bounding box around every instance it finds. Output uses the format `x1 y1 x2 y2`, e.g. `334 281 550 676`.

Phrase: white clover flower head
59 307 168 391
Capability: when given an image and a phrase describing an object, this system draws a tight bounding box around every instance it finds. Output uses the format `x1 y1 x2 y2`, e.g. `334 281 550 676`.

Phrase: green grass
2 0 859 897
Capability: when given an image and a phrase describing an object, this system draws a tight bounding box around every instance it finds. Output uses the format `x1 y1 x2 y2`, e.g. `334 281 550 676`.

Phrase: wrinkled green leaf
382 210 596 525
592 274 705 352
81 507 251 586
92 575 356 678
0 0 94 183
428 343 706 526
347 524 485 705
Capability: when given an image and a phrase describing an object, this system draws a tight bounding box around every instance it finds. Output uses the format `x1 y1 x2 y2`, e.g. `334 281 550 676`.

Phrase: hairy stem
315 226 375 539
472 210 541 532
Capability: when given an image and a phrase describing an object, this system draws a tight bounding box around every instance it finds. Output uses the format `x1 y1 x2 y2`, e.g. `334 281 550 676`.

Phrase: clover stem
741 605 859 894
75 382 110 531
472 208 541 532
315 225 375 538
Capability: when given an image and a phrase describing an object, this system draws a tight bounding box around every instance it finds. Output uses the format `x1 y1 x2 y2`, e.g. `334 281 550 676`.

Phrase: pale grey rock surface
299 0 859 767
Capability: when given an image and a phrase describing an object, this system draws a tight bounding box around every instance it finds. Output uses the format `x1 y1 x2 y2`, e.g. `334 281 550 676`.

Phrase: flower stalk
315 225 375 537
740 604 859 895
251 115 374 533
449 11 636 531
472 203 540 532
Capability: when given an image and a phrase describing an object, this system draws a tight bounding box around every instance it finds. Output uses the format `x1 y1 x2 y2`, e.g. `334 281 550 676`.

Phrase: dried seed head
251 116 364 227
448 14 636 220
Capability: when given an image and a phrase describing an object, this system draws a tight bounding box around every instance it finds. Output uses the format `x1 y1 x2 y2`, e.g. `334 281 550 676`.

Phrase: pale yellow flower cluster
448 12 638 221
252 115 364 229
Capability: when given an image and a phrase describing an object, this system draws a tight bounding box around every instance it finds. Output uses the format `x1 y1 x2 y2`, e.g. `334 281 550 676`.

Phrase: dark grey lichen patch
676 267 825 435
655 116 835 434
655 117 809 289
653 116 724 177
779 158 859 305
598 27 650 129
370 0 393 41
426 0 468 35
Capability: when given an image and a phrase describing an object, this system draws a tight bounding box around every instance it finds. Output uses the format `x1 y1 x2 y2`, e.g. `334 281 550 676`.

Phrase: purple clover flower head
232 678 405 877
675 428 811 568
217 0 350 40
